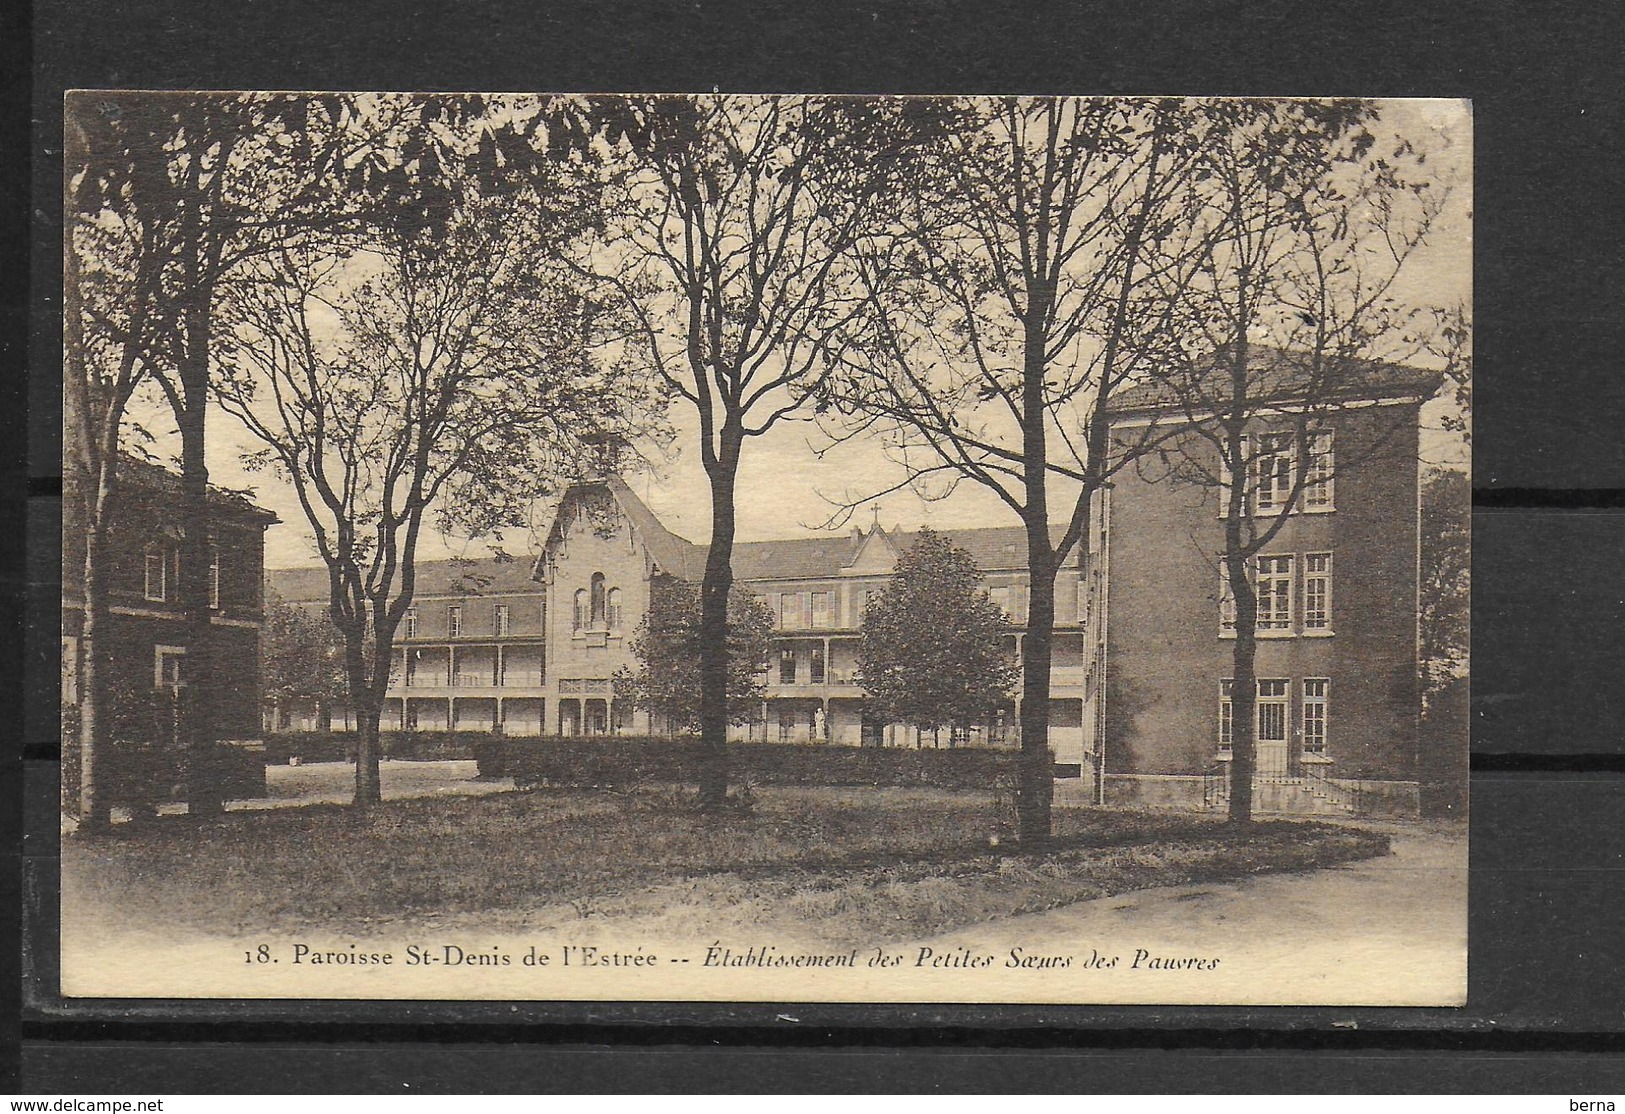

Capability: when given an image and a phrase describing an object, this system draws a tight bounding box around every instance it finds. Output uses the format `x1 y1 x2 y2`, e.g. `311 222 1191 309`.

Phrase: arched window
573 588 588 632
606 587 622 630
590 572 607 627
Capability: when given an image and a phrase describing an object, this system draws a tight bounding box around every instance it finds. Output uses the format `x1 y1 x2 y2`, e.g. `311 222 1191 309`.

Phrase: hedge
61 705 267 810
479 734 1026 792
263 730 482 765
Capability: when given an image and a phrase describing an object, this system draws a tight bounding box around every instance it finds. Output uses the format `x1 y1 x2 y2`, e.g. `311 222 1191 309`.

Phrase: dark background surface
10 0 1625 1094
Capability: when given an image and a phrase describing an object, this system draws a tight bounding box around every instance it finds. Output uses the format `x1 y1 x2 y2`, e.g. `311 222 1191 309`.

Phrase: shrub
263 730 483 765
491 735 1020 791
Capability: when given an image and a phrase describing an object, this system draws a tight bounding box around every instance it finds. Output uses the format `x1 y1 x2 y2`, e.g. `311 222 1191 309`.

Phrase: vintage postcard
58 93 1470 1006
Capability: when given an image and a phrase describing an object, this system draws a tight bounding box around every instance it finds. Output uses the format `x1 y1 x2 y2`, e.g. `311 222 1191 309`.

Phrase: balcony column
496 644 504 687
448 644 457 689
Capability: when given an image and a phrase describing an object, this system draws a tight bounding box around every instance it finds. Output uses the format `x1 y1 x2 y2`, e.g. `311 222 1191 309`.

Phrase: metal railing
1299 764 1366 814
1201 762 1364 815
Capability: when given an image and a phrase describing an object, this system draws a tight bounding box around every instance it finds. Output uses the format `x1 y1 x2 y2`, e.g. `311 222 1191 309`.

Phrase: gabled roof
115 453 280 523
1106 345 1443 419
537 474 707 582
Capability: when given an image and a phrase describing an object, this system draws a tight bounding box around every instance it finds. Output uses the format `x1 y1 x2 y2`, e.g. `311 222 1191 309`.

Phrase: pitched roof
604 474 707 581
116 453 280 523
1106 346 1443 419
729 523 1079 582
269 497 1082 604
536 474 708 582
267 556 541 605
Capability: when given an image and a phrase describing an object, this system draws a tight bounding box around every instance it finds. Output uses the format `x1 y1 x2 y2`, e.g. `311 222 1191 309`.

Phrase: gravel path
894 819 1467 1005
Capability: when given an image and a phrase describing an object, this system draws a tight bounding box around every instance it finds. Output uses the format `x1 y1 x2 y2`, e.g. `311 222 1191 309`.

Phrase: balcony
392 671 546 696
762 672 867 698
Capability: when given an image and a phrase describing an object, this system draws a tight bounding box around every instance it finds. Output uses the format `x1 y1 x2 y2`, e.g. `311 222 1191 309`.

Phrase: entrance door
1255 679 1290 776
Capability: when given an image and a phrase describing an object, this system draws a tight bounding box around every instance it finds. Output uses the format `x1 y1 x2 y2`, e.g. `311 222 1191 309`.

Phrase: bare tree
65 92 405 814
1131 100 1453 823
580 94 950 810
215 175 663 805
820 98 1205 844
63 104 172 826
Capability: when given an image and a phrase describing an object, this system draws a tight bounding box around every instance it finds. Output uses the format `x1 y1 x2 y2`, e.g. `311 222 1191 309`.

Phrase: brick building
1087 352 1444 811
62 457 279 804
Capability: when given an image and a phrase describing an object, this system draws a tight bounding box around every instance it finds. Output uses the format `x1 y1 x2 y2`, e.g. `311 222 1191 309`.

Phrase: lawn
62 782 1391 944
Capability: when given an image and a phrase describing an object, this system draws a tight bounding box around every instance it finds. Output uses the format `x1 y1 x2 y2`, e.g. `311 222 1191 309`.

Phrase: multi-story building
62 456 279 803
268 472 1091 765
1086 351 1443 811
268 557 549 735
267 348 1446 813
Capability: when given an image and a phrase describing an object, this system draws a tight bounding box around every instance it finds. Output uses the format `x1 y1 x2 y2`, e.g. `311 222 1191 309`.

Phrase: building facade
62 457 278 804
1088 356 1443 811
269 472 1091 765
266 352 1445 813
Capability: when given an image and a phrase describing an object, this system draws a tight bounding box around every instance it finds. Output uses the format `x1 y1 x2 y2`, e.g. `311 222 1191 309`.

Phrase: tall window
1257 679 1289 743
989 585 1012 619
1304 553 1333 632
1252 432 1295 513
1219 569 1237 634
404 607 418 638
780 592 803 630
779 647 797 684
155 646 186 692
1303 679 1330 755
590 572 606 626
493 603 510 637
810 644 826 684
811 591 833 629
1220 679 1292 750
1255 555 1294 631
573 589 587 631
606 588 622 630
447 605 462 638
1304 431 1335 510
208 545 220 609
144 546 167 602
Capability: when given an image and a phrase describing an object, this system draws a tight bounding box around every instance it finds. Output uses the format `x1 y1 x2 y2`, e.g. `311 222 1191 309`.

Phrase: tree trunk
178 391 222 817
696 458 738 811
63 170 111 831
1227 548 1258 825
354 705 383 806
1018 547 1057 848
77 518 112 829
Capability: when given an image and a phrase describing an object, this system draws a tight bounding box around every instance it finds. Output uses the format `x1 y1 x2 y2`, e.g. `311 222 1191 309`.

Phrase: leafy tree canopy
261 590 347 722
858 529 1019 732
614 579 775 732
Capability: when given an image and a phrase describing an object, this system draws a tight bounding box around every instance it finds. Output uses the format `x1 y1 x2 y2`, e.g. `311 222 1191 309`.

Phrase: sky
117 97 1472 571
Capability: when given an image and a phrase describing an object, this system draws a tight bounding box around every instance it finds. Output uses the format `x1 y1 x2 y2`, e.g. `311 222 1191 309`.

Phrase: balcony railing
397 672 546 691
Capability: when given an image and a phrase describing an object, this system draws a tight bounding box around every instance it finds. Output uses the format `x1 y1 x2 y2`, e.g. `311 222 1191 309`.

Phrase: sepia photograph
56 93 1471 1005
